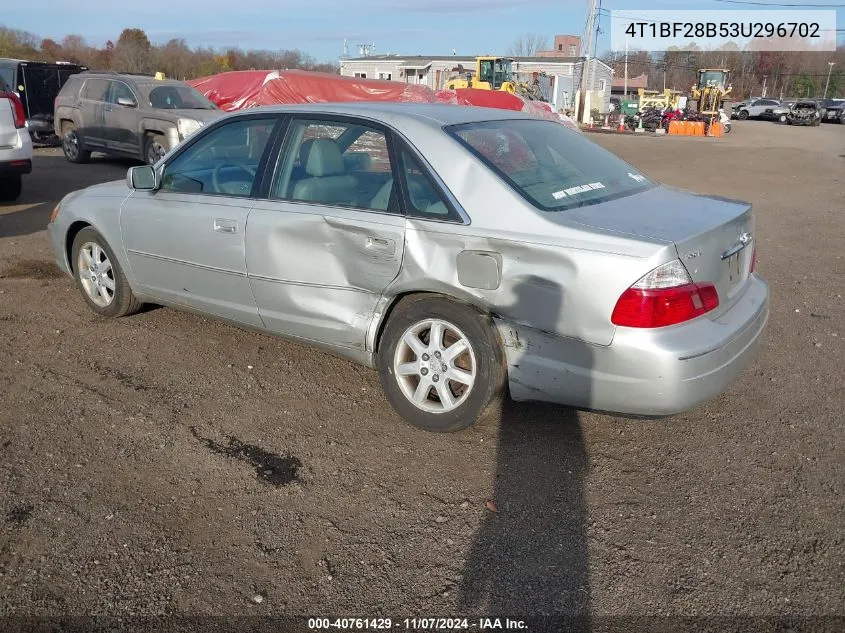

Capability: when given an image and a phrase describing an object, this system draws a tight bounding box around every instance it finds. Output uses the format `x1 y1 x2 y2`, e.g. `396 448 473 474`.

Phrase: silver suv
54 71 224 165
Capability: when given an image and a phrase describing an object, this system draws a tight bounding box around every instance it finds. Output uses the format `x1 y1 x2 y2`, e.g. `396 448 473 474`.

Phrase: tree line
601 44 845 101
0 25 339 80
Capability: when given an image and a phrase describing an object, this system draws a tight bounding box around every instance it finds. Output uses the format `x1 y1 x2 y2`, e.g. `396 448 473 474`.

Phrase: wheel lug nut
433 375 439 382
442 364 448 372
421 368 429 376
434 351 441 359
422 353 430 361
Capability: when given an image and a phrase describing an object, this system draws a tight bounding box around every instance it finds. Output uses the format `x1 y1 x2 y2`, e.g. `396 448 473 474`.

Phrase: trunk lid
559 185 756 318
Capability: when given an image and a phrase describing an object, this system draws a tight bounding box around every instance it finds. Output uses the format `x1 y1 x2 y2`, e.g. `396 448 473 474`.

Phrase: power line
710 0 845 6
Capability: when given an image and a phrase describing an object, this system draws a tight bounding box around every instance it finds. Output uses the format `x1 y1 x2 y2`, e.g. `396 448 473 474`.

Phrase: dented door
245 202 405 350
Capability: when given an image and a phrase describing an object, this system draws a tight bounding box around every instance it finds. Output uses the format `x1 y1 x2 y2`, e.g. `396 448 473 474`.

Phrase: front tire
377 295 507 433
0 174 22 202
737 110 749 120
71 227 142 318
144 134 167 165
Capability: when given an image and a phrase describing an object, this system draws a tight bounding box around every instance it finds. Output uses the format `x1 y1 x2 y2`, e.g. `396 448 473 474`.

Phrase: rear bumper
0 158 31 176
496 274 770 417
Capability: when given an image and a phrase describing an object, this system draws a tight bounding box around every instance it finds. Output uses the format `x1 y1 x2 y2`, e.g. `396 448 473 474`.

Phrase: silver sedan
47 102 769 432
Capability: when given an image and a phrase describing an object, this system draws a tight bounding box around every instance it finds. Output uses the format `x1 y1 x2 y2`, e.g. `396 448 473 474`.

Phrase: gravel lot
1 120 843 631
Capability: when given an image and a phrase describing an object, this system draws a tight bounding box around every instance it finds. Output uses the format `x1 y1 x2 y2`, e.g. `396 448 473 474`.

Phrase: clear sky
7 0 844 63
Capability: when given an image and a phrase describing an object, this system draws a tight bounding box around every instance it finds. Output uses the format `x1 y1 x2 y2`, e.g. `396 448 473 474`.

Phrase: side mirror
127 165 159 191
117 97 137 107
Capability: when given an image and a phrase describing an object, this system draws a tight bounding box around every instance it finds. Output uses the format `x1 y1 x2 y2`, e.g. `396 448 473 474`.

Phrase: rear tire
0 175 22 202
377 295 507 433
71 227 142 318
61 123 91 164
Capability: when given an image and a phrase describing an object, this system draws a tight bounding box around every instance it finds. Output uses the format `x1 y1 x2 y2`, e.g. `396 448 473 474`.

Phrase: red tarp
188 70 580 132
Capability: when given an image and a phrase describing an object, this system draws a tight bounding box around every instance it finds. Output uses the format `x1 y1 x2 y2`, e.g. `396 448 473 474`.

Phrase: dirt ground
1 119 843 630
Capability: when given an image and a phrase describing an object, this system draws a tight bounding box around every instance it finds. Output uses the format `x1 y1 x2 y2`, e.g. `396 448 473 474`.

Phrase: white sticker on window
563 182 605 196
628 172 646 182
552 190 568 200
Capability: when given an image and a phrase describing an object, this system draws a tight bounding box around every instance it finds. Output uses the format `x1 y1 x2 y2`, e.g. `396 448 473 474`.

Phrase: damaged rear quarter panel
368 127 675 353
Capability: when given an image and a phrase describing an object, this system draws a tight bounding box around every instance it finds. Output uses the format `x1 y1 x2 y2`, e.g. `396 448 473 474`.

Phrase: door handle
214 218 238 234
366 236 394 253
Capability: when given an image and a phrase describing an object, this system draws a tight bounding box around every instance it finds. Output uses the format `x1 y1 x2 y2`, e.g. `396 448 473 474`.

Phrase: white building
338 54 614 113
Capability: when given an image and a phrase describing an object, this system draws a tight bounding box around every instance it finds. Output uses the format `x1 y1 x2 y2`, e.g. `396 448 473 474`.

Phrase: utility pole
824 62 835 98
624 36 628 97
580 0 598 123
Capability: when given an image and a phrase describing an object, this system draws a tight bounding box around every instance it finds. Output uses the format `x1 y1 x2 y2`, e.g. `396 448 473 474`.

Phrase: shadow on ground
0 155 135 239
459 275 593 631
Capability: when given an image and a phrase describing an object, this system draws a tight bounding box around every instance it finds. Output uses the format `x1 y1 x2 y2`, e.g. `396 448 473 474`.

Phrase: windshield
699 71 726 87
139 83 216 110
447 119 656 212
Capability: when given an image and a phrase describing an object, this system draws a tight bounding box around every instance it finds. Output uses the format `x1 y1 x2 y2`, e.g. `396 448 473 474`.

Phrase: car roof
242 101 544 127
79 72 187 87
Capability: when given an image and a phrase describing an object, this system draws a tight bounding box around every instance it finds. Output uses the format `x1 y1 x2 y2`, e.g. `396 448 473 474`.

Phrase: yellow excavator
688 68 733 118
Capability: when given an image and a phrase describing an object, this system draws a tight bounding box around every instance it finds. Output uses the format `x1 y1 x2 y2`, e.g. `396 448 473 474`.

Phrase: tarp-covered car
187 70 581 133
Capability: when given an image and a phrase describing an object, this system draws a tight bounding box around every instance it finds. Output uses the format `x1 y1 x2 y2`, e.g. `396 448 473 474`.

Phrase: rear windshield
138 83 216 110
446 119 655 211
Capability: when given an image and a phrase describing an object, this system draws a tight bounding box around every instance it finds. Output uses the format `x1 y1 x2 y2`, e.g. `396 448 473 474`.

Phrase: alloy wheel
77 241 116 307
392 318 477 414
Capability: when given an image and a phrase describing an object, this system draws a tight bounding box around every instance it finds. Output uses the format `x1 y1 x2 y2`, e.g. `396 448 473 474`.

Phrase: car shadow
0 155 134 239
459 276 592 631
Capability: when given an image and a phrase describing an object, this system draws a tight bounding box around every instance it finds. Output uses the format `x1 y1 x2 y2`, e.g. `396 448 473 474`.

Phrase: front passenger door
120 115 280 327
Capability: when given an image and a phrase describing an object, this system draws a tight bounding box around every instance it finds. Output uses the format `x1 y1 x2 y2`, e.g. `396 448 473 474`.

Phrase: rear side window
447 118 655 211
82 78 109 101
0 66 15 90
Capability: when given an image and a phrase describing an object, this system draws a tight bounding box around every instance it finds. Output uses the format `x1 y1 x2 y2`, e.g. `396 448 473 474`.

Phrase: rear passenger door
246 115 406 352
79 78 110 147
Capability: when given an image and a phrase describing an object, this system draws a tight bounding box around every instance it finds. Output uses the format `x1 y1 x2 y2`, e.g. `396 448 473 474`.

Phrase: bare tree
508 33 549 57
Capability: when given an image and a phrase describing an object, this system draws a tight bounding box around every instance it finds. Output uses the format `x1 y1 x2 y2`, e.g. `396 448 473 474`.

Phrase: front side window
271 118 398 213
107 81 136 105
160 117 277 197
448 118 655 211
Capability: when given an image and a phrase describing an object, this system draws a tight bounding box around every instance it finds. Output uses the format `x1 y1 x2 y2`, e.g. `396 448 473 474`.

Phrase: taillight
611 259 720 328
49 204 61 224
0 92 26 128
750 245 757 273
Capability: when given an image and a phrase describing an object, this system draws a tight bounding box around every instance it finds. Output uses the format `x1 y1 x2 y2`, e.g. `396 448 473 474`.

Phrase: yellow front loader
688 68 733 118
445 56 522 93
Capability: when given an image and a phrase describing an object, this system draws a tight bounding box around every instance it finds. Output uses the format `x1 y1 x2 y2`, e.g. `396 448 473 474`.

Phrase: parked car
54 71 224 165
733 98 783 120
761 101 795 123
786 100 823 126
46 103 769 432
820 98 845 124
0 73 33 202
0 58 88 144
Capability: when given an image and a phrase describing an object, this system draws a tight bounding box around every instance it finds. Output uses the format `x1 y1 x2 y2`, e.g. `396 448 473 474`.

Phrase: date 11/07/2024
308 617 528 630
